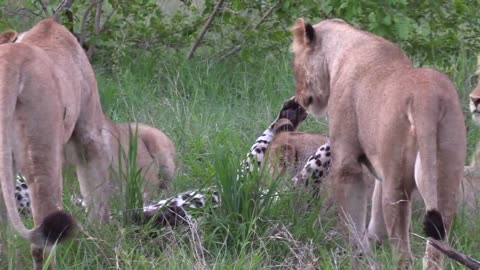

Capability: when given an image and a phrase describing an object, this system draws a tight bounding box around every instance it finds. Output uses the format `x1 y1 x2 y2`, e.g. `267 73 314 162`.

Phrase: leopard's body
14 97 333 227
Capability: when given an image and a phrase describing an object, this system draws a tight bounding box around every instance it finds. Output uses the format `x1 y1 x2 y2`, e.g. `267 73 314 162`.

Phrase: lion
466 68 480 173
290 18 466 269
0 19 175 269
65 122 176 203
460 80 480 210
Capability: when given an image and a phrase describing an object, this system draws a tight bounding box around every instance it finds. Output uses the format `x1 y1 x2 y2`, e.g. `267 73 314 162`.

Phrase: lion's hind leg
15 104 76 270
381 173 415 268
416 118 465 270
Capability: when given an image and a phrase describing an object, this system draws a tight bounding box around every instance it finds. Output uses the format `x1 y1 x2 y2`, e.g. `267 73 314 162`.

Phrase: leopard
12 96 311 229
145 96 311 226
290 18 466 269
266 118 331 191
140 97 320 226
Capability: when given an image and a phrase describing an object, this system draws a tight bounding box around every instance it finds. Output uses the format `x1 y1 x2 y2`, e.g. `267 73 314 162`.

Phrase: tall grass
1 48 479 269
114 125 144 226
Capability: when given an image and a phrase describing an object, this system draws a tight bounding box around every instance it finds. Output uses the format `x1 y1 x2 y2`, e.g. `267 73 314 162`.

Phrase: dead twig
4 7 43 18
54 0 73 14
427 237 480 270
209 1 280 61
86 0 103 59
79 1 98 46
36 0 50 17
53 0 74 21
186 0 226 59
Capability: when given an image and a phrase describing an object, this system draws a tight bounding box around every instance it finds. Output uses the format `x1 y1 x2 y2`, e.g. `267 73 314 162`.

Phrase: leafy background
0 1 480 269
1 0 479 65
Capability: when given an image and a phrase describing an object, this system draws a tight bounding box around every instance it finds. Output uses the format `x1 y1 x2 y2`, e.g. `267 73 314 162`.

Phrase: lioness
461 81 480 210
467 77 480 173
65 122 176 201
290 18 466 269
0 19 175 269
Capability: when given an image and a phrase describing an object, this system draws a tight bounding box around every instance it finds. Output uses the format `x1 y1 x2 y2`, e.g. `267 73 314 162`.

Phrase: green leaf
382 15 392 26
368 12 376 23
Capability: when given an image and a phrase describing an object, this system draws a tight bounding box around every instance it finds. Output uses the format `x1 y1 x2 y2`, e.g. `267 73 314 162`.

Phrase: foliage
1 0 479 66
325 0 480 66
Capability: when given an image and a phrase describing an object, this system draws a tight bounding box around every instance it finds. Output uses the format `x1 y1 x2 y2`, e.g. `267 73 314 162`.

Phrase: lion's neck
318 24 412 92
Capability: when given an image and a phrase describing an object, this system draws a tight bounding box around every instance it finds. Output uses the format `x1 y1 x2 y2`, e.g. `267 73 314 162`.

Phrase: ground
1 50 479 269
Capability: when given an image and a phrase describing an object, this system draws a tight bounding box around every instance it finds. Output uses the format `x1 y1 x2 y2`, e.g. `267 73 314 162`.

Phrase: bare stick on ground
427 238 480 270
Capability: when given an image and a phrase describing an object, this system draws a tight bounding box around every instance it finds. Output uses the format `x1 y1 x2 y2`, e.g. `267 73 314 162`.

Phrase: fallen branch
186 0 226 59
427 238 480 270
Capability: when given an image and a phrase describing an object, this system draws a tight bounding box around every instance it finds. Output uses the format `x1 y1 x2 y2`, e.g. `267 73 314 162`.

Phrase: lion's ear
0 30 18 44
291 18 315 52
273 118 295 133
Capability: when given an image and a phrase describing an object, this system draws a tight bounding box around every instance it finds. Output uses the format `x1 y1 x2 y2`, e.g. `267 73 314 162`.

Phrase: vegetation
0 0 479 269
1 0 479 63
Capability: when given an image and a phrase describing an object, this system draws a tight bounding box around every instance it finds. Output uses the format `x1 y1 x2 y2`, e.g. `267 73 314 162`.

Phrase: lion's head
290 18 332 118
470 83 480 125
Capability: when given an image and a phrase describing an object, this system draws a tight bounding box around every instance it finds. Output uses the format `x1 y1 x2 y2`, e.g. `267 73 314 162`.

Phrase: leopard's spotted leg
240 96 308 175
14 174 31 215
292 141 332 196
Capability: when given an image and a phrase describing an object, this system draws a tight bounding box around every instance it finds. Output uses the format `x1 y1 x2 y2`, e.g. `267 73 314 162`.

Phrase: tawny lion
290 18 466 269
0 19 175 269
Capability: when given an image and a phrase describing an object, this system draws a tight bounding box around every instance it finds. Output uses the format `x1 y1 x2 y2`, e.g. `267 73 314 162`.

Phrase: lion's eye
307 96 313 106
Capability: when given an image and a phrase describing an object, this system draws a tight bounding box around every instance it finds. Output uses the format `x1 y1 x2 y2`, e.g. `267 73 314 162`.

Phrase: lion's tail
0 62 76 247
409 96 446 241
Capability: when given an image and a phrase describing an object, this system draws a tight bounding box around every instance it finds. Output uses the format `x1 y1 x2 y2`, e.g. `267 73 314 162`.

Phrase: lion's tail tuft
423 209 446 240
32 211 78 245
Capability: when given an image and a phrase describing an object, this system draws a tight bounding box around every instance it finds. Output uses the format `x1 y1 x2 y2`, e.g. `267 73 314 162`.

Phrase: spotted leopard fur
14 174 30 215
239 96 308 175
292 141 332 195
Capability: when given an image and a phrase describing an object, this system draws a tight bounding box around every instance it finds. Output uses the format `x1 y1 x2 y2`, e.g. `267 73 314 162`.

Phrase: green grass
1 49 479 269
